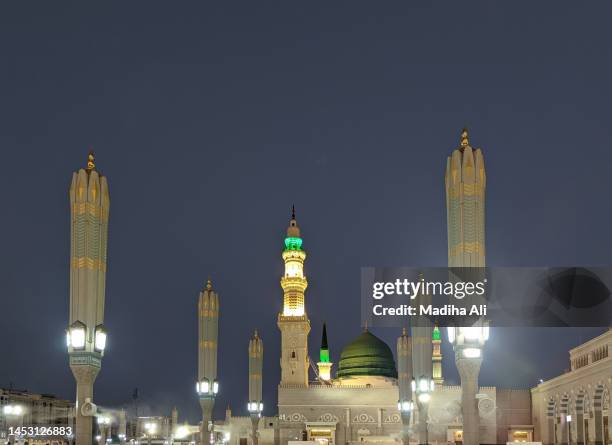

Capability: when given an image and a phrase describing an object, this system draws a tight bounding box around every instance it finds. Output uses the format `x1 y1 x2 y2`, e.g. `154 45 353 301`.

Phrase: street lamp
94 324 107 353
196 379 219 396
447 323 489 445
67 321 87 351
412 376 434 445
3 405 23 416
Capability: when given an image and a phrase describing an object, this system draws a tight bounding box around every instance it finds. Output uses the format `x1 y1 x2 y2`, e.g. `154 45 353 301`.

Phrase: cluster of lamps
247 401 264 414
66 321 107 353
144 422 157 435
196 379 219 396
397 376 435 412
2 405 23 416
97 415 111 425
447 325 489 358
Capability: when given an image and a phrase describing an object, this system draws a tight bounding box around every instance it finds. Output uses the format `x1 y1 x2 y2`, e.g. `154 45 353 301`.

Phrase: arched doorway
592 384 609 445
560 394 571 445
575 390 586 445
548 398 557 445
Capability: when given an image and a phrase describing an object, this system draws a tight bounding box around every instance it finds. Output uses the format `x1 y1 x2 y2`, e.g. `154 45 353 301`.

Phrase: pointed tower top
460 128 469 148
321 323 328 349
86 149 95 171
206 277 213 290
319 322 330 363
432 323 441 341
402 327 408 337
363 321 369 332
286 205 301 239
254 329 259 339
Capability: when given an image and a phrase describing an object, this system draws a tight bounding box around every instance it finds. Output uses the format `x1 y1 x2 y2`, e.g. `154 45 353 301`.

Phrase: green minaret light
320 323 329 363
317 323 333 380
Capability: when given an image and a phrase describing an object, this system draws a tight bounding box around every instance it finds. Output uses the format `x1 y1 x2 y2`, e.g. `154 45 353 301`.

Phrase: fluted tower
397 328 413 445
67 151 110 445
446 128 486 267
277 207 311 386
248 331 264 445
432 324 443 385
445 128 488 445
317 323 333 381
197 279 220 445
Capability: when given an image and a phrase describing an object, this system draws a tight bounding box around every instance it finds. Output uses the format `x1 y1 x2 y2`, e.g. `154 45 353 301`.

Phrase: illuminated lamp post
447 324 489 445
412 376 434 445
197 279 220 445
247 330 264 445
397 328 414 445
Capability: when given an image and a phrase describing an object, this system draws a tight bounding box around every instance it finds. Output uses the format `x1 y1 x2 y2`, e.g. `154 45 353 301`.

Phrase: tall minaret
277 207 311 386
397 328 413 445
445 128 487 445
446 128 486 267
432 323 443 385
197 279 220 445
317 323 332 381
67 151 110 445
248 330 264 445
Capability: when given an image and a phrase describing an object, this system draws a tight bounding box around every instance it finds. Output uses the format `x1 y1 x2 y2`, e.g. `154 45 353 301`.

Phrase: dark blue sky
0 2 610 423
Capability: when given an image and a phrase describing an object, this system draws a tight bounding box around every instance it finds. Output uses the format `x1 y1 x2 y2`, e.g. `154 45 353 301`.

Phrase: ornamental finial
254 329 258 339
206 277 212 290
291 204 296 220
460 128 469 147
86 149 95 171
402 327 408 336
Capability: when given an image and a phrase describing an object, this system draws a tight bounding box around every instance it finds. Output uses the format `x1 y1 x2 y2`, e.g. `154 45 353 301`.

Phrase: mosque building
58 131 611 445
215 130 536 445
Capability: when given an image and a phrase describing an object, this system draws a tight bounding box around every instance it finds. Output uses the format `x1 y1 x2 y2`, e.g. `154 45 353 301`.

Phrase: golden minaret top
460 128 469 148
86 150 96 171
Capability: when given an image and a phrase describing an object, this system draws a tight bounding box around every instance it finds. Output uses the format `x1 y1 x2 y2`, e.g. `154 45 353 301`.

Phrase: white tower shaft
249 331 264 445
68 152 110 445
278 209 310 386
198 280 220 445
446 129 487 445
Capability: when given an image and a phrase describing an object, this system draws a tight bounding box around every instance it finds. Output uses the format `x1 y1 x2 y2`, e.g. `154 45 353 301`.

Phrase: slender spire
460 127 469 148
206 277 212 290
319 323 330 363
286 205 301 239
254 329 259 339
321 323 328 349
402 327 408 337
86 149 95 171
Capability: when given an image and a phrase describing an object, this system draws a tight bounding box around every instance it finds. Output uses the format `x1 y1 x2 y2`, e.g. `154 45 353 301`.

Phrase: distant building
0 387 74 444
532 329 611 445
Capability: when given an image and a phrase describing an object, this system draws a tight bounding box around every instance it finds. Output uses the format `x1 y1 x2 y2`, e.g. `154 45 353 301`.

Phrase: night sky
0 3 610 424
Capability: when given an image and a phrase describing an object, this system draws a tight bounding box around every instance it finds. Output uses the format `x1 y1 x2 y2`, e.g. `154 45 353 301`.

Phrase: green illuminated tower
278 206 311 386
432 323 443 385
317 323 332 380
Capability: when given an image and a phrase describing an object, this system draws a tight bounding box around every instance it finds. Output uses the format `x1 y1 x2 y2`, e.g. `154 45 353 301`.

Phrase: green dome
337 331 397 379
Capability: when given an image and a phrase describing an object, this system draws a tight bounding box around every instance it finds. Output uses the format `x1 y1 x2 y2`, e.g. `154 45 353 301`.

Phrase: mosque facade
57 133 611 445
217 131 536 445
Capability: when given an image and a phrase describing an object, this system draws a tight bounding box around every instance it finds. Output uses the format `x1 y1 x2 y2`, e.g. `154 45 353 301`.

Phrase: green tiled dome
337 331 397 379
